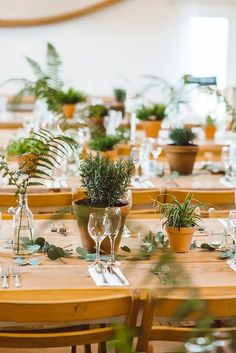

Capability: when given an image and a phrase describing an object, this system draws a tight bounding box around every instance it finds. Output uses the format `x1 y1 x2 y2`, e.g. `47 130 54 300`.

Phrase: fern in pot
156 194 202 253
0 129 79 255
136 103 167 138
55 87 87 119
72 153 134 253
164 127 198 175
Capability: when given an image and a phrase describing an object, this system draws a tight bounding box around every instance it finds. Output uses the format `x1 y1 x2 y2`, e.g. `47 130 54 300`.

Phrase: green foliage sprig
55 87 87 104
85 104 108 118
0 129 79 196
34 237 73 263
156 194 202 229
79 153 134 207
7 130 48 157
113 88 127 102
88 134 122 151
169 127 196 146
136 103 167 121
205 115 216 126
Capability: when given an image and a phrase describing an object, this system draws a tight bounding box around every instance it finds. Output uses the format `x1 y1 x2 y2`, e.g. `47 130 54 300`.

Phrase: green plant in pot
204 115 216 140
0 129 79 255
83 104 108 134
88 134 122 160
156 194 202 252
55 87 87 119
112 88 127 116
136 103 167 138
164 127 198 175
72 153 134 253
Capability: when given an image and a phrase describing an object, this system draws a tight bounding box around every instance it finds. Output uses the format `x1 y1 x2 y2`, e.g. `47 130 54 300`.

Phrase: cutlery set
1 266 21 288
96 266 127 285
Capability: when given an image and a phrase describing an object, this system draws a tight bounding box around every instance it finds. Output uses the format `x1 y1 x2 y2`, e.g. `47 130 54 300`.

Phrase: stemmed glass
227 210 236 263
221 146 230 178
106 207 121 267
151 144 162 161
131 146 141 182
87 212 108 272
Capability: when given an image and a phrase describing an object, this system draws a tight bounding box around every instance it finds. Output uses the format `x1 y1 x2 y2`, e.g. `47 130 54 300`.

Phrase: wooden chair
0 191 73 215
164 189 235 215
0 288 139 352
131 188 166 214
136 291 236 353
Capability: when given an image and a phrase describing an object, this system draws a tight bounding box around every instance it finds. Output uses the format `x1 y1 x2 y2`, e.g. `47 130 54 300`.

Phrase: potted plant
156 194 202 252
7 132 47 167
84 104 108 133
136 103 167 138
164 127 198 175
55 87 87 119
88 134 122 160
72 153 134 253
204 115 216 140
112 87 127 116
0 129 79 255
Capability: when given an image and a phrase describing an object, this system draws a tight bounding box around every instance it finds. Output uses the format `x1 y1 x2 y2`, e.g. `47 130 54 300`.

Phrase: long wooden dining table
0 217 235 299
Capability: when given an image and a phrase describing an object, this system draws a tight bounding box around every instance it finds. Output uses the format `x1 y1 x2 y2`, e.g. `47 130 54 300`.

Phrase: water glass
106 207 121 267
208 230 223 249
87 212 108 272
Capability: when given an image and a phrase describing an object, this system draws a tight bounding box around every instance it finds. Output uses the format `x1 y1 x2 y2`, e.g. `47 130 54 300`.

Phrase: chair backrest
0 288 139 349
164 189 235 211
131 189 166 214
0 192 73 214
136 292 236 352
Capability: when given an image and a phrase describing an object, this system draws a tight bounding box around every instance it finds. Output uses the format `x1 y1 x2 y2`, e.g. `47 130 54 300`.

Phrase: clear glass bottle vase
13 193 34 255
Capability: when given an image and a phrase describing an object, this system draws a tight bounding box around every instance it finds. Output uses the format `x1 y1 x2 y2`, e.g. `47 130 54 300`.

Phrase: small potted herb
7 132 46 167
56 87 87 119
83 104 108 133
164 127 198 175
156 194 202 252
72 153 134 252
136 103 167 138
204 115 216 140
112 88 127 116
88 134 122 160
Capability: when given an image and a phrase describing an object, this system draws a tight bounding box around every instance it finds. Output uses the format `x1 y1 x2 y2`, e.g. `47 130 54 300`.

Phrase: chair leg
99 342 107 353
71 346 77 353
85 344 92 353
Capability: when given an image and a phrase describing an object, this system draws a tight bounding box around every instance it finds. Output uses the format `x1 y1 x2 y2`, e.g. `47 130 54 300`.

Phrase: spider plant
156 194 202 230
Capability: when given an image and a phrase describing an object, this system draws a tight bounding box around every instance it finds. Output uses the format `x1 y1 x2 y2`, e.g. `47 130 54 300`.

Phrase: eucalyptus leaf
27 257 41 266
121 246 131 253
27 244 40 253
76 246 88 258
200 243 215 251
218 249 234 259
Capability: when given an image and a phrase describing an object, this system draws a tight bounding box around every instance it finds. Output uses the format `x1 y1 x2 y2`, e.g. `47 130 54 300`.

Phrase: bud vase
13 193 34 255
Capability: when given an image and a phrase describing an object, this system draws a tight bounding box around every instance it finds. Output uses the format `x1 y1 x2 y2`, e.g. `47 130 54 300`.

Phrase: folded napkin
88 267 129 286
227 260 236 272
220 177 236 188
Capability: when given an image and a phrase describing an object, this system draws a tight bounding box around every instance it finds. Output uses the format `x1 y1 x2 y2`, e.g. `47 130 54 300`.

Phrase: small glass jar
13 193 34 255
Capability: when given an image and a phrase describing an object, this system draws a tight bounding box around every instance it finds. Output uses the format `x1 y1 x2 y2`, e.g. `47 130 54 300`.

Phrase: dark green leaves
169 127 196 146
156 193 202 229
79 153 134 207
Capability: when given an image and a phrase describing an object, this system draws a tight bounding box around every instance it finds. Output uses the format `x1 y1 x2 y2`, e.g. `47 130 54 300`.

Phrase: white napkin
227 260 236 272
88 267 129 286
220 177 236 188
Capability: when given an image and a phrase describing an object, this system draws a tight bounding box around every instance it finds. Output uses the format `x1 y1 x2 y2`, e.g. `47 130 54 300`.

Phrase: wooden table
0 218 235 297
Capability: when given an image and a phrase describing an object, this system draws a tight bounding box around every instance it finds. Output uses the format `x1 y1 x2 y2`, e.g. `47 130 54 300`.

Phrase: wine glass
151 144 162 161
87 212 108 272
227 210 236 262
221 146 230 177
105 207 121 267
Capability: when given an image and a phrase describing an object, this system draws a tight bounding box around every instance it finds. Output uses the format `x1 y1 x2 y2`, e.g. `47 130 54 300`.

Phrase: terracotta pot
116 143 131 156
88 148 118 160
72 200 130 253
165 226 195 253
142 121 162 138
204 125 216 140
17 153 37 172
164 145 198 175
62 104 76 119
88 116 106 133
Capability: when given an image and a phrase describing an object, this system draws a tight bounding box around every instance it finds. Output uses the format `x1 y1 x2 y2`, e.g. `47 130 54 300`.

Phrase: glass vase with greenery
0 129 79 255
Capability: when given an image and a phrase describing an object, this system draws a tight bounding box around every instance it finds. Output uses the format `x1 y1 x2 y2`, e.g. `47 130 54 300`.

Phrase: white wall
1 0 236 96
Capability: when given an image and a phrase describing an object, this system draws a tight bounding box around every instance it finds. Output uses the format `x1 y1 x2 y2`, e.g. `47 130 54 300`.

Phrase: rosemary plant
169 127 196 146
79 153 134 207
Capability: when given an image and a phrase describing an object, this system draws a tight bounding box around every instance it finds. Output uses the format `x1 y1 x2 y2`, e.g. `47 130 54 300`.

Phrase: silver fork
1 266 9 289
107 266 126 284
12 266 21 287
160 265 170 284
